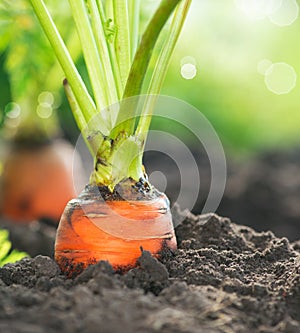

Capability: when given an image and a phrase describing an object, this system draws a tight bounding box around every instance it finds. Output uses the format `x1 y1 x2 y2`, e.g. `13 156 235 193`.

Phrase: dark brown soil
0 219 55 257
1 206 300 333
145 147 300 241
218 149 300 241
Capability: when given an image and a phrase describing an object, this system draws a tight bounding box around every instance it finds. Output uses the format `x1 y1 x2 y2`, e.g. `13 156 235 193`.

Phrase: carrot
55 180 177 277
30 0 191 276
0 139 78 223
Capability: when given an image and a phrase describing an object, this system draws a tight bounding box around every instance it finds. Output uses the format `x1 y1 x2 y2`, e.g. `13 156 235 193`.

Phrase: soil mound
1 208 299 333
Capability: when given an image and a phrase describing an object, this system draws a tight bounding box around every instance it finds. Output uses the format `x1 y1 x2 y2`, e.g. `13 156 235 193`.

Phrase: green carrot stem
111 0 181 137
29 0 96 121
95 0 123 100
128 0 140 61
124 0 181 98
136 0 192 142
63 79 87 133
64 79 103 155
104 0 114 22
30 0 191 188
87 0 119 108
68 0 109 124
113 0 131 90
107 41 123 102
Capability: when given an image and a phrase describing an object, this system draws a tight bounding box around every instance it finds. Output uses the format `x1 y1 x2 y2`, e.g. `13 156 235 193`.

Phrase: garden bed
1 206 299 333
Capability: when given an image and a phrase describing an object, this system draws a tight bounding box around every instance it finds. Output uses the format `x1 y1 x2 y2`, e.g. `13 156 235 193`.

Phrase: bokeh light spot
38 91 54 105
5 102 21 119
264 62 297 94
37 104 53 119
181 63 197 80
257 59 273 75
235 0 283 20
268 0 299 26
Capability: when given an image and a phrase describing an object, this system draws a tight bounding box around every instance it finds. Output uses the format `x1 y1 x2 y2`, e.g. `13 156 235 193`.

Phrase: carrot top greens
29 0 191 190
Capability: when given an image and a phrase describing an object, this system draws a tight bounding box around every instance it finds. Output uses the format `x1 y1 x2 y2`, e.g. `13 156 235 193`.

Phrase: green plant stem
113 0 131 90
90 132 144 188
104 0 114 21
64 79 105 155
128 0 140 61
136 0 192 143
95 0 123 100
63 79 87 133
107 41 123 103
29 0 96 121
68 0 110 125
87 0 118 108
30 0 191 189
111 0 181 137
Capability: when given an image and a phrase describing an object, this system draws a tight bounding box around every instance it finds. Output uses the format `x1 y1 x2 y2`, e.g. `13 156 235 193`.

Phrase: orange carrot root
55 180 177 277
0 141 77 223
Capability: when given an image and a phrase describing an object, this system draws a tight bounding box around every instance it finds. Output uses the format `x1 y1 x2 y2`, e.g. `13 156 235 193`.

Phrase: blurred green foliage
0 229 28 267
0 52 11 127
0 0 299 153
0 0 78 93
0 0 80 137
162 1 300 154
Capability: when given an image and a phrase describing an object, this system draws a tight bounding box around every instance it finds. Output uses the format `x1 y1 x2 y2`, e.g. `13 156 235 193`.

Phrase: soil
145 147 300 241
218 149 300 241
1 206 300 333
0 219 55 258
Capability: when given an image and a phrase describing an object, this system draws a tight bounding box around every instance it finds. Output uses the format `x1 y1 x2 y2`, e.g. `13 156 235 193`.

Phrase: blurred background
0 0 299 257
160 0 300 241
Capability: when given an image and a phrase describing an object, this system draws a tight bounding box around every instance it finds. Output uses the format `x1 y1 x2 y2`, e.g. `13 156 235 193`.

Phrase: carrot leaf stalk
29 0 96 122
136 0 192 146
128 0 140 61
29 0 191 190
113 0 131 90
